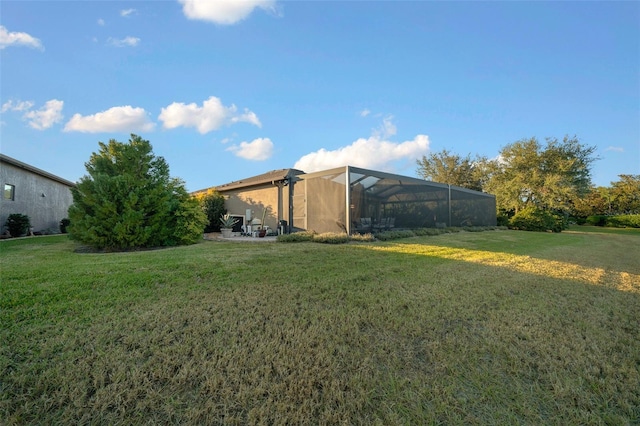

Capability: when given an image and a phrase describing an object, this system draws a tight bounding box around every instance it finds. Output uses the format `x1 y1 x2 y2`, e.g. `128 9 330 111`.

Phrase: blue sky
1 1 638 192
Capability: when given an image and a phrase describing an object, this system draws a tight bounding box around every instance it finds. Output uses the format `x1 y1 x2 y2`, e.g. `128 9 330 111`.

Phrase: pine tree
68 135 206 250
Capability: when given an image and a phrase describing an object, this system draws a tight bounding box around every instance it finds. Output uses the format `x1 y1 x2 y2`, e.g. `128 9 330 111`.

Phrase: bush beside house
4 214 31 237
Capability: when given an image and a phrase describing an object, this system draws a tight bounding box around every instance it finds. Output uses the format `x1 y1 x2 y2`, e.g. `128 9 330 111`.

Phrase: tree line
416 136 639 222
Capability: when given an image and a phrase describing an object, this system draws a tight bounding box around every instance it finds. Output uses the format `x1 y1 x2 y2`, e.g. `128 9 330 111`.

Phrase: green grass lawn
1 229 639 425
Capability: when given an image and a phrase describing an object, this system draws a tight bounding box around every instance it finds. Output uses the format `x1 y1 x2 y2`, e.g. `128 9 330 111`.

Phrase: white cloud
227 137 274 161
64 106 155 133
97 18 106 26
178 0 277 25
294 117 430 173
1 98 63 130
22 99 64 130
0 25 44 50
605 146 624 153
220 135 236 144
374 115 397 139
159 96 261 134
1 99 35 113
108 36 140 47
120 9 137 18
360 109 371 117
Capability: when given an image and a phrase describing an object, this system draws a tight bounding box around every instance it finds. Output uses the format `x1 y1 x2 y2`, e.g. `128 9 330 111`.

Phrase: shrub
496 211 511 227
509 207 565 232
277 231 315 243
571 216 587 225
349 233 375 242
4 213 31 237
59 218 70 234
605 214 640 228
313 232 350 244
463 226 485 232
195 189 226 232
583 214 640 228
376 230 416 241
586 215 607 226
413 228 445 236
172 196 209 245
279 227 503 243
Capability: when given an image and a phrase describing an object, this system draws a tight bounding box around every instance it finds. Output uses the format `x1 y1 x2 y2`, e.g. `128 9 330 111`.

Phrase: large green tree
68 135 206 250
416 149 487 191
484 136 597 214
571 186 612 218
610 174 640 214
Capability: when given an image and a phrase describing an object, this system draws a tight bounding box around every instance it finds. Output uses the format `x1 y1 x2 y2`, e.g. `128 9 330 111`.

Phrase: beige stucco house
195 166 497 235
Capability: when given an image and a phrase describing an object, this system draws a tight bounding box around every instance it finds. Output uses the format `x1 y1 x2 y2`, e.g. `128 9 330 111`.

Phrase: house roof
193 165 494 201
193 168 304 194
0 154 76 187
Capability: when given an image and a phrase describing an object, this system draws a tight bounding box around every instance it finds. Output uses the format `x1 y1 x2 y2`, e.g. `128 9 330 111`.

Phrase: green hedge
349 233 376 242
587 214 640 228
278 227 506 243
509 207 566 232
313 232 350 244
375 230 416 241
606 215 640 228
585 215 607 226
413 228 445 237
278 231 376 244
276 231 316 243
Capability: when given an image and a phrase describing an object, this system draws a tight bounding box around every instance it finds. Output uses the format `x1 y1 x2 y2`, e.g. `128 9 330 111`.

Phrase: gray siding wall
1 162 74 233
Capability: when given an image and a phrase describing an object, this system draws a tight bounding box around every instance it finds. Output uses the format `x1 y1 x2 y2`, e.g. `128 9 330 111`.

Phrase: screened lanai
290 166 496 234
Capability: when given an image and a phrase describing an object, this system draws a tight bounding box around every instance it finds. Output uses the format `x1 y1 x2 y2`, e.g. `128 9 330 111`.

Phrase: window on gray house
4 184 15 201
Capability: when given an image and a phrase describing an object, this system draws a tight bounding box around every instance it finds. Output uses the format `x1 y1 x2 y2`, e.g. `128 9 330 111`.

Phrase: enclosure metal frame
291 165 496 234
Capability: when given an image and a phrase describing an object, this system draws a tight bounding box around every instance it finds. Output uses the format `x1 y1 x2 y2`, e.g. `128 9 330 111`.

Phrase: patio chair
355 217 372 233
386 217 395 231
373 217 388 232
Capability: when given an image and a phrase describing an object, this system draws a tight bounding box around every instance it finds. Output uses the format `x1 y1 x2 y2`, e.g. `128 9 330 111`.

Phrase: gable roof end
194 168 304 194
